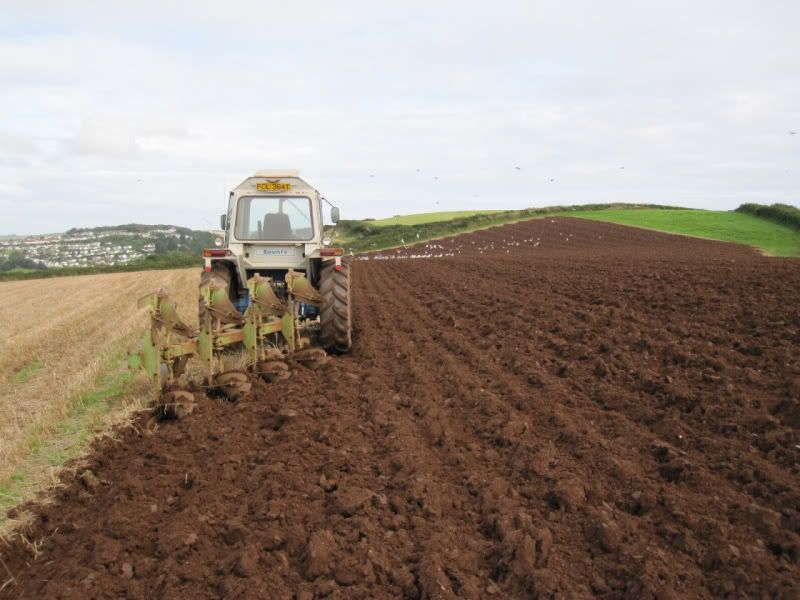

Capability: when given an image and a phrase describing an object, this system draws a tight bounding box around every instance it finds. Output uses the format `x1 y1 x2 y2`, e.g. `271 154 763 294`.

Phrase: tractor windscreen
235 196 314 241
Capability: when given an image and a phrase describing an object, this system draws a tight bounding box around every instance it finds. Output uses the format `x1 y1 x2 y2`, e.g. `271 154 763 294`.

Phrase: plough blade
286 271 321 305
138 289 194 337
204 284 245 325
156 390 197 420
255 360 291 383
292 347 329 370
248 274 287 316
213 371 251 401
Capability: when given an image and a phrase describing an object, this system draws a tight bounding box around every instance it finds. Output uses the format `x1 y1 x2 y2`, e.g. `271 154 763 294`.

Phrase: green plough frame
129 271 321 394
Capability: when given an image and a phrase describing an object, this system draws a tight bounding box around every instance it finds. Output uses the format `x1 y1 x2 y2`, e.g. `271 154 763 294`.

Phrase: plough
129 271 328 415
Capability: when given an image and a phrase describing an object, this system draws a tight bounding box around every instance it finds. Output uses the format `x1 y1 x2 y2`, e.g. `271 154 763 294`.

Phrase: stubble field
0 269 198 515
1 217 798 598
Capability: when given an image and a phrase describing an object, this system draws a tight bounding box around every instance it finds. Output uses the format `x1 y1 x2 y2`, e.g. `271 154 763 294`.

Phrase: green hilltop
334 203 800 257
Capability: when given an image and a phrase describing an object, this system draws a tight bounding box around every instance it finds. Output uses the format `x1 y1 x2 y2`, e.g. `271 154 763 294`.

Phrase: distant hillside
333 203 800 257
66 223 196 235
334 203 685 253
4 202 797 282
0 224 213 280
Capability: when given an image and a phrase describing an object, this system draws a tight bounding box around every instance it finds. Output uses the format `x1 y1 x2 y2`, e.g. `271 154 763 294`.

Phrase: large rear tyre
319 259 352 353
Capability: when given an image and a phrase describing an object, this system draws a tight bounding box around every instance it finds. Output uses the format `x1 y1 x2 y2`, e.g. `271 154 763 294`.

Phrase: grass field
369 210 504 226
0 268 198 529
572 209 800 257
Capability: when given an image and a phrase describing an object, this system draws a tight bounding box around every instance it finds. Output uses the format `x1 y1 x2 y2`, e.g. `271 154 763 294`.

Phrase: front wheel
319 259 352 353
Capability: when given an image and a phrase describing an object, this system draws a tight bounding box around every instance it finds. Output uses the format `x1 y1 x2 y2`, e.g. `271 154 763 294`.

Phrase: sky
1 0 798 234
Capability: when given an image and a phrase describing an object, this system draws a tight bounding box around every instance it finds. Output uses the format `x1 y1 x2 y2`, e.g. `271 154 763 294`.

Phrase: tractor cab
209 170 342 292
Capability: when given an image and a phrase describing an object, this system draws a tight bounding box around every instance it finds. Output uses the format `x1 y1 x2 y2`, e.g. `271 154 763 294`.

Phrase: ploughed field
2 217 799 598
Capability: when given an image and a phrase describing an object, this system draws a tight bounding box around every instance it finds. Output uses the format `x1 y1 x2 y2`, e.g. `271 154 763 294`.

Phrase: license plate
256 247 296 257
256 182 291 191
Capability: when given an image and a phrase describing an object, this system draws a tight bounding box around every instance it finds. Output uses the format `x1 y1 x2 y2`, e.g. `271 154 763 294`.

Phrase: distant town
0 225 214 271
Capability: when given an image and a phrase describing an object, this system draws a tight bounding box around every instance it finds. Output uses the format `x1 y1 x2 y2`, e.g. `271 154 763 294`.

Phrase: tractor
131 170 351 413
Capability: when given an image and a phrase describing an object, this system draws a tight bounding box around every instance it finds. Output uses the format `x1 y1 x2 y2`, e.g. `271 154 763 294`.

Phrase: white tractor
202 170 351 353
131 170 351 409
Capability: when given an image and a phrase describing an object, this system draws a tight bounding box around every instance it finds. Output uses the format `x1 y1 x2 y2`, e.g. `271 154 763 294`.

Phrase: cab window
234 197 313 241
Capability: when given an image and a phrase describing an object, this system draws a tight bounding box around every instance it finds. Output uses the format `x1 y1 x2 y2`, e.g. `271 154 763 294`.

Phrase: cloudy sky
1 1 798 234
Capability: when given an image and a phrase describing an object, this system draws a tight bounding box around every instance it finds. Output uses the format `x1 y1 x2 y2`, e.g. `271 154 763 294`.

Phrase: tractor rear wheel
319 259 352 353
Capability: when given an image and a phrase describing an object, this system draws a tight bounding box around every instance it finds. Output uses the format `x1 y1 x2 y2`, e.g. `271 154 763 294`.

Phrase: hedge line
735 203 800 231
0 251 201 282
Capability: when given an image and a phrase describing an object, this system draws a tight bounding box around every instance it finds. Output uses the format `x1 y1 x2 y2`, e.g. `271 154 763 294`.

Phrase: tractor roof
232 170 317 196
253 169 300 178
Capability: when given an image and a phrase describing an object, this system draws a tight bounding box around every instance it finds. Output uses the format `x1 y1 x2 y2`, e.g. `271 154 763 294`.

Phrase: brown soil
2 217 799 599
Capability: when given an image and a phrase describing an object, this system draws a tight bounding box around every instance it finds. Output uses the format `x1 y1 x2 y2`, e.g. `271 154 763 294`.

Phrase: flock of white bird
356 220 581 261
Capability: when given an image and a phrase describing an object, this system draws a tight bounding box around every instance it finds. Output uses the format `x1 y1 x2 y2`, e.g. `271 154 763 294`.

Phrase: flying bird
369 174 375 178
515 166 521 170
790 131 797 135
549 178 555 182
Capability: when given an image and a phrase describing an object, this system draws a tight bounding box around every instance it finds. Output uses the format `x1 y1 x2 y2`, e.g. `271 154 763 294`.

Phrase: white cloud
0 181 30 198
719 91 783 123
73 116 141 158
0 0 798 234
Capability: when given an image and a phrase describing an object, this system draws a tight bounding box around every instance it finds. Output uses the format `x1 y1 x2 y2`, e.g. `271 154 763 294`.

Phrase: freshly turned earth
2 217 799 599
